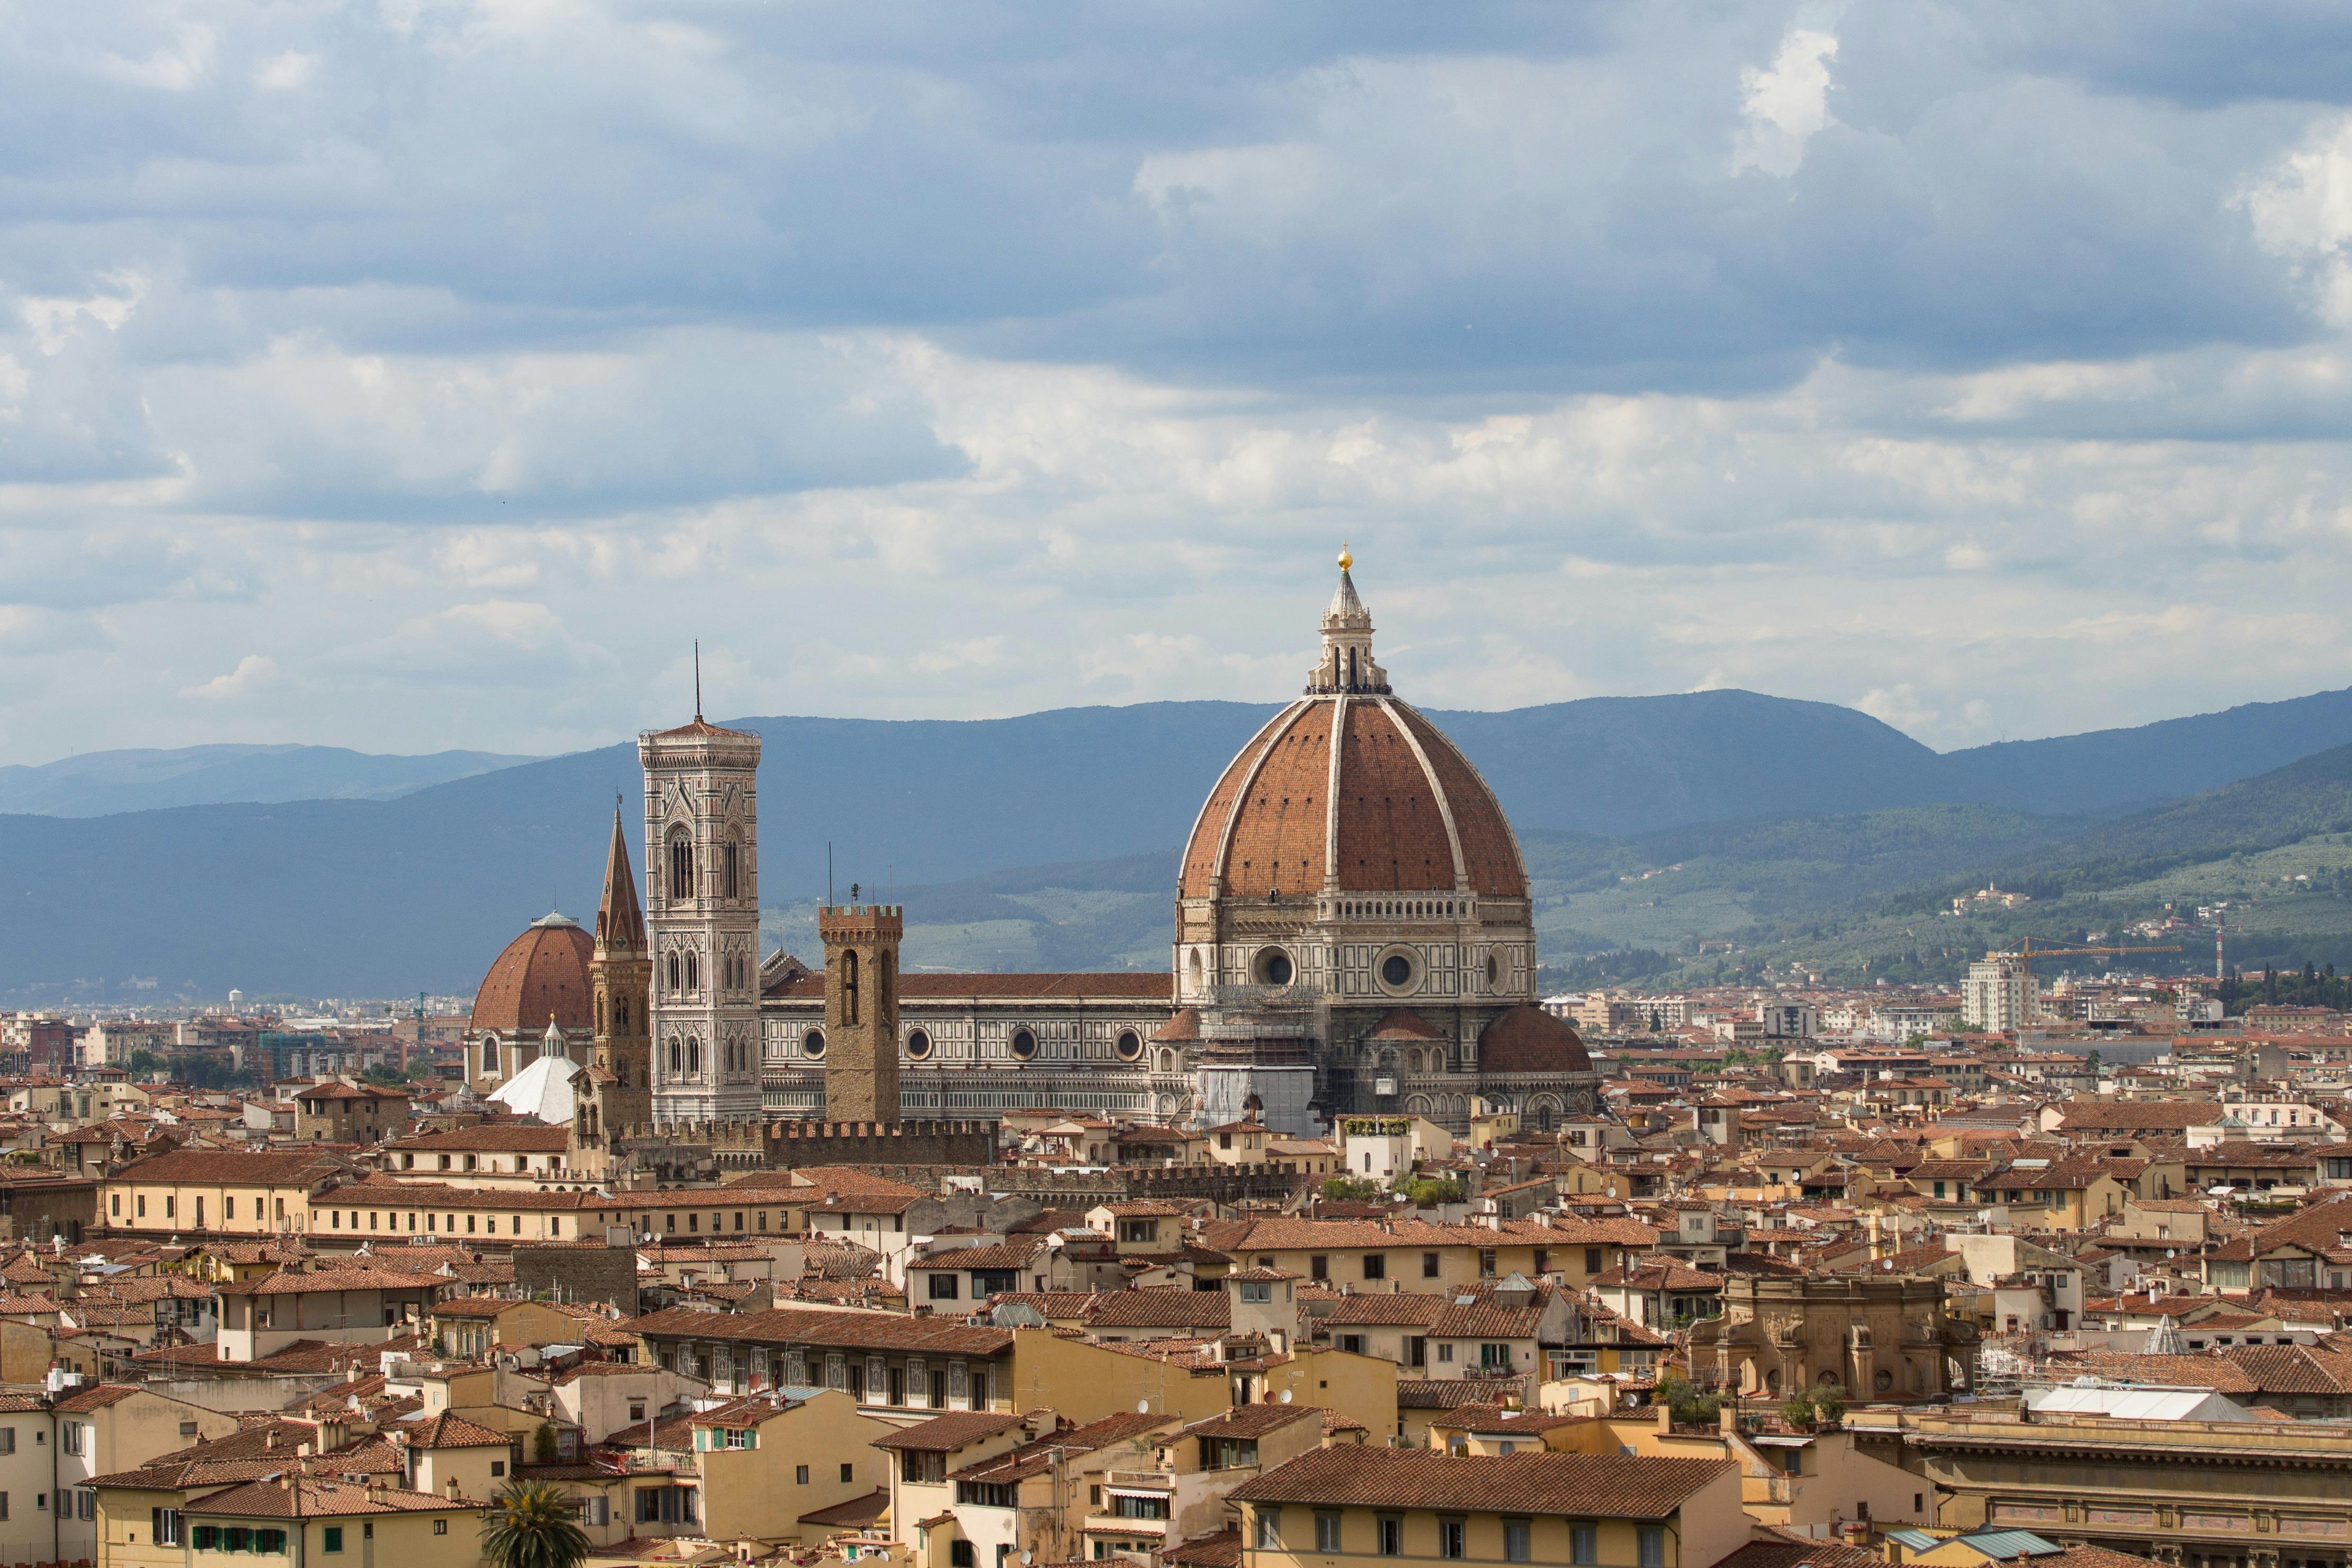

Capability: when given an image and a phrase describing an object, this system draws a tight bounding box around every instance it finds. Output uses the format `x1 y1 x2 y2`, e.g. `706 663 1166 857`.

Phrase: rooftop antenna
827 842 834 908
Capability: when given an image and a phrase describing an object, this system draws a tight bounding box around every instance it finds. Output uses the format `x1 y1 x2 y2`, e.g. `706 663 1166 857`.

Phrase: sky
7 1 2352 763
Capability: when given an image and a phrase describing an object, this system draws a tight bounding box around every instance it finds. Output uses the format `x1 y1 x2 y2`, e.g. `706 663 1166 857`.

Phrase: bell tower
819 899 901 1122
641 696 764 1128
584 800 652 1160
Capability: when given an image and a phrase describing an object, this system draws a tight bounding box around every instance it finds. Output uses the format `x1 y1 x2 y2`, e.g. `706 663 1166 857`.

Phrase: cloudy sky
6 1 2352 762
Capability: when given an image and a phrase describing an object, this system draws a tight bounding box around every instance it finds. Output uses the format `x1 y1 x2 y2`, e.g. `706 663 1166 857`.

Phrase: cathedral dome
1476 1005 1592 1075
469 912 595 1036
1180 558 1527 904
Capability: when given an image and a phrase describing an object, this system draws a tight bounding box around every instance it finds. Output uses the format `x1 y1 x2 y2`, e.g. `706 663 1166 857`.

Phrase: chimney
1656 1403 1672 1435
445 1478 460 1500
1719 1403 1737 1438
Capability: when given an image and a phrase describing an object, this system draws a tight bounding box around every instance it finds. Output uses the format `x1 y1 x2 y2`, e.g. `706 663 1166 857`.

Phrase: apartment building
1229 1448 1746 1568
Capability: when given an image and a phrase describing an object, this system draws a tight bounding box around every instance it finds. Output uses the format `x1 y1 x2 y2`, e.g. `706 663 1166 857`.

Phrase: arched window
724 838 741 900
668 1038 680 1072
616 998 629 1033
841 950 861 1026
685 951 699 991
687 1037 701 1075
666 953 680 994
879 950 895 1013
482 1040 499 1077
668 835 694 901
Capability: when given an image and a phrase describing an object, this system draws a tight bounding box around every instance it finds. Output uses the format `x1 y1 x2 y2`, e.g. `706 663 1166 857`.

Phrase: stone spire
594 799 646 956
1306 541 1389 695
587 796 653 1162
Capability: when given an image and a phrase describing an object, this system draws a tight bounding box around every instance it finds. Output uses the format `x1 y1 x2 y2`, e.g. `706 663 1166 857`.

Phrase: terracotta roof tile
1229 1447 1730 1518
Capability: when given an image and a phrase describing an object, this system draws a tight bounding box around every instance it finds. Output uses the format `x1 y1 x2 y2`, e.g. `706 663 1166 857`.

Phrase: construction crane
1991 935 2183 1017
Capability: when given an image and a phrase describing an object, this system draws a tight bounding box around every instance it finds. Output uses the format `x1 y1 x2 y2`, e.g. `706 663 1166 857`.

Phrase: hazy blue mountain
0 744 537 816
7 684 2352 999
1935 687 2352 816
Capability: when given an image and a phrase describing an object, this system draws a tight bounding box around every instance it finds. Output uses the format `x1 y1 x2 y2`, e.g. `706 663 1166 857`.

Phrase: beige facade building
1690 1274 1980 1400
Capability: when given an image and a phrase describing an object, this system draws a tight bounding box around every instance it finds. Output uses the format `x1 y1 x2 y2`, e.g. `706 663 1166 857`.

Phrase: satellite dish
1022 1554 1034 1565
1137 1398 1150 1414
1279 1389 1293 1404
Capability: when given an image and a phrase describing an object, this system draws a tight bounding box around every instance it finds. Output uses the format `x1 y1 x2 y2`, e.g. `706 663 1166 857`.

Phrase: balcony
1102 1472 1173 1493
1086 1515 1169 1538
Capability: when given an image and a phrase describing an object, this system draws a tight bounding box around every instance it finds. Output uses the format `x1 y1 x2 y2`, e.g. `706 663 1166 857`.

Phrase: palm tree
481 1479 590 1568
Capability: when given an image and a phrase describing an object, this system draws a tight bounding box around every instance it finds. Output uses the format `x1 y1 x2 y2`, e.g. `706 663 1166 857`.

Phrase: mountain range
0 744 533 816
7 683 2352 1000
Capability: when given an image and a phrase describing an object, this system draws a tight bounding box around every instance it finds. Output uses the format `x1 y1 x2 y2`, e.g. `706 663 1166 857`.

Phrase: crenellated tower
819 901 902 1122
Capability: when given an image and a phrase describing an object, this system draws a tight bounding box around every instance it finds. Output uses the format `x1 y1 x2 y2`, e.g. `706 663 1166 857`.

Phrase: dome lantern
1308 545 1388 695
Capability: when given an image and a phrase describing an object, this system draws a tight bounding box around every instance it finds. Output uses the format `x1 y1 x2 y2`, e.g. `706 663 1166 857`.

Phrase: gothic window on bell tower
842 949 861 1026
668 834 694 901
724 837 741 900
685 951 699 991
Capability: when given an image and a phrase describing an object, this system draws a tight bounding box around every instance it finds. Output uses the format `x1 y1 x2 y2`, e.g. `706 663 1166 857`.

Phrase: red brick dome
1180 696 1527 901
468 913 595 1035
1477 1005 1592 1075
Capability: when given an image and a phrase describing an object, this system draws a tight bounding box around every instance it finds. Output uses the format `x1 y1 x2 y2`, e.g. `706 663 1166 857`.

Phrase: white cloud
0 4 2345 761
180 654 278 701
1731 29 1839 178
252 50 315 89
19 272 148 357
2242 112 2352 326
1856 683 1937 733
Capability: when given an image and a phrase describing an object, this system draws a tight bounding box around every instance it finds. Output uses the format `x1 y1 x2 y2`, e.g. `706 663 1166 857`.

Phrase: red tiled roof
1229 1446 1730 1517
799 1489 889 1529
1479 1006 1591 1077
767 973 1172 1001
869 1411 1024 1452
109 1148 350 1187
1180 697 1527 901
468 918 594 1035
628 1305 1012 1356
192 1476 477 1518
387 1127 572 1152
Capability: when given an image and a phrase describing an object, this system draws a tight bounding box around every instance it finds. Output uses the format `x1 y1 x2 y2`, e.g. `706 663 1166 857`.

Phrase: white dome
487 1052 582 1126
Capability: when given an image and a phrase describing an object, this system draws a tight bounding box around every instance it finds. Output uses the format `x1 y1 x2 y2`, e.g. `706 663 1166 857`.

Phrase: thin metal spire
694 641 703 719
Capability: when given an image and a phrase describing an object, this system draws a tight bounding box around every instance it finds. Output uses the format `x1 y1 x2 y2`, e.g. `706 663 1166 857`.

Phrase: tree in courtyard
481 1479 588 1568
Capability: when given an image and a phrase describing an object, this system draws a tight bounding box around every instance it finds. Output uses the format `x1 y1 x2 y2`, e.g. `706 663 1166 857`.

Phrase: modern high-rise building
1963 956 2030 1032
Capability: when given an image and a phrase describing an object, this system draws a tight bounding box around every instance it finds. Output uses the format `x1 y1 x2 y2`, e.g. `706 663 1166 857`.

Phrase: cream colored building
1229 1447 1746 1568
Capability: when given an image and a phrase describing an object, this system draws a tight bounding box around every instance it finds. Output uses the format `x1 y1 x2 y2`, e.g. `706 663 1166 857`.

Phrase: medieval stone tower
641 709 764 1126
819 902 902 1122
582 801 652 1162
